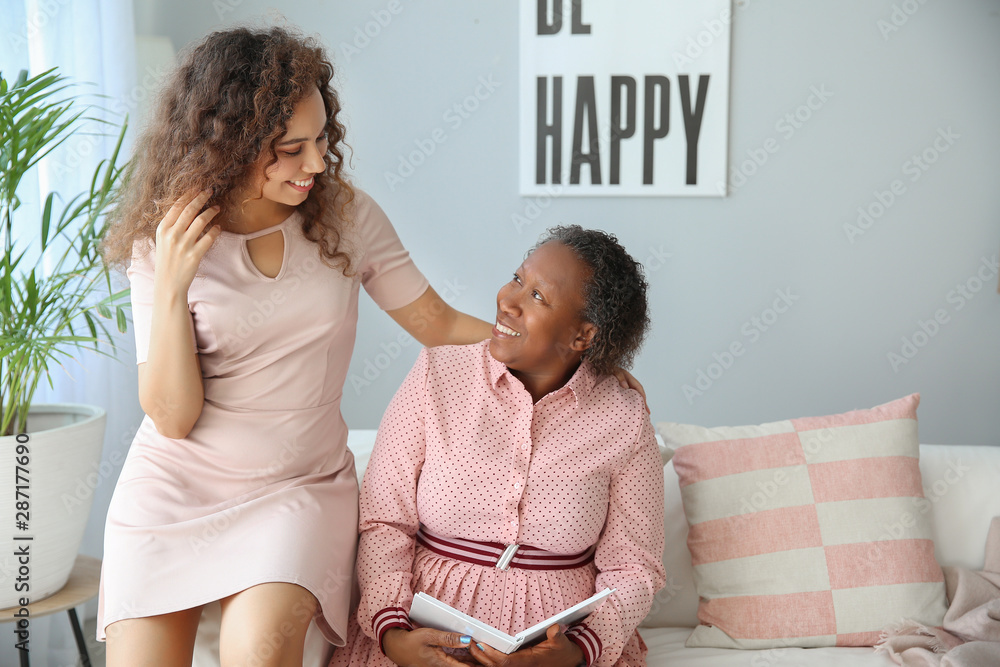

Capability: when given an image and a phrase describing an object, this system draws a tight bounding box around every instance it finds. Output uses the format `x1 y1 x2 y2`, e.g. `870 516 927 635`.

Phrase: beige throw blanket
874 517 1000 666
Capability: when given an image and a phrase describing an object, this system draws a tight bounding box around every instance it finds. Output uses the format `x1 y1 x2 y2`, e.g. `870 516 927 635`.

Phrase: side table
0 554 101 667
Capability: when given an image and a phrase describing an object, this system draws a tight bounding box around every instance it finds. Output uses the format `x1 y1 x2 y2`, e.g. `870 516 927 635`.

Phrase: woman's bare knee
219 582 318 667
105 605 204 667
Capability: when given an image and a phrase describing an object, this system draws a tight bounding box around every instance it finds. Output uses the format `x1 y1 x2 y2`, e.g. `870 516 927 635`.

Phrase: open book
408 587 614 654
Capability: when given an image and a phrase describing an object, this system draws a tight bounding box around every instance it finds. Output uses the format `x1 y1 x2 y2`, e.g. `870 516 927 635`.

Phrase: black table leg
67 607 92 667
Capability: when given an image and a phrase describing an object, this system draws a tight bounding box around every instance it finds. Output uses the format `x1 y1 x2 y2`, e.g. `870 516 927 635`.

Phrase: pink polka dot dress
329 341 666 666
96 189 429 646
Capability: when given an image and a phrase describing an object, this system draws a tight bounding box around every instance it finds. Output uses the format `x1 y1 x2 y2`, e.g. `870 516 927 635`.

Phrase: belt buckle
496 543 520 570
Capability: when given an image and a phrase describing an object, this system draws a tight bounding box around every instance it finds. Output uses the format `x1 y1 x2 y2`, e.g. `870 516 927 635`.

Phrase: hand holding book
409 588 615 654
469 623 585 667
407 587 613 659
382 627 479 666
382 624 584 667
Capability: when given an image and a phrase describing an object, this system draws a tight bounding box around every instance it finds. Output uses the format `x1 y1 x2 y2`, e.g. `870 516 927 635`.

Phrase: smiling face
239 86 329 225
489 241 597 396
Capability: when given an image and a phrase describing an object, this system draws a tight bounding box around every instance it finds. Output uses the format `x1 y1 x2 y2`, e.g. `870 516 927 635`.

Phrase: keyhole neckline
217 210 300 239
239 227 289 281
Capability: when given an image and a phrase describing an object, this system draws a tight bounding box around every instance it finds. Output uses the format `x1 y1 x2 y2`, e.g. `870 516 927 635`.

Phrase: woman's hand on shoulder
612 367 649 414
383 627 481 666
468 625 584 667
153 188 222 298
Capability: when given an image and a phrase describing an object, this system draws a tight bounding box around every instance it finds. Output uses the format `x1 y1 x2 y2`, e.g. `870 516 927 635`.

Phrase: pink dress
96 189 429 645
330 341 666 667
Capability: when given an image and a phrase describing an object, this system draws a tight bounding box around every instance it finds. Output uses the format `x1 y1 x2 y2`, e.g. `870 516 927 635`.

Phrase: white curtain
1 0 139 664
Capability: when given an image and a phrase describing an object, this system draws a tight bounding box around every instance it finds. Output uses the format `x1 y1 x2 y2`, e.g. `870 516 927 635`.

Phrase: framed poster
519 0 732 196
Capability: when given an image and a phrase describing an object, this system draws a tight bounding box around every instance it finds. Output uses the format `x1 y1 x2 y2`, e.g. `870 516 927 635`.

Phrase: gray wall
133 0 1000 444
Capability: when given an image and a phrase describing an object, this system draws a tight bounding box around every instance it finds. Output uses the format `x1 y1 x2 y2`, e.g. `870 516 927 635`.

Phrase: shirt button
513 482 522 491
522 443 530 452
510 520 518 528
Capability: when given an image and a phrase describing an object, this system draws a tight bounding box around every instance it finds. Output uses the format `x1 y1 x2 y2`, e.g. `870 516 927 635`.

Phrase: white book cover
408 587 614 654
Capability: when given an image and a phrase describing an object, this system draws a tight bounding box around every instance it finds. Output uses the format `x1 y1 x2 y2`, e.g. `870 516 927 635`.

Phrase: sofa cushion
638 627 896 666
916 444 1000 571
657 394 948 649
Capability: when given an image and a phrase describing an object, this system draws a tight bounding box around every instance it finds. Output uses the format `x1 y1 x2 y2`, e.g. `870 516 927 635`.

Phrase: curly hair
100 24 355 273
532 225 650 376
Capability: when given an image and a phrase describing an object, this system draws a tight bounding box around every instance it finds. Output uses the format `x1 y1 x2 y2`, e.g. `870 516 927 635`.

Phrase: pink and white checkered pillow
660 393 947 649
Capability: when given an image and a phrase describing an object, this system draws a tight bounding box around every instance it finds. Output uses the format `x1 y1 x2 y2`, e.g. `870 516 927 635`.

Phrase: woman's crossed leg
219 582 319 667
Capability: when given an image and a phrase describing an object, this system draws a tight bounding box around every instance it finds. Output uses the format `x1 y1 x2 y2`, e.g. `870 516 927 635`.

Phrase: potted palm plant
0 67 130 607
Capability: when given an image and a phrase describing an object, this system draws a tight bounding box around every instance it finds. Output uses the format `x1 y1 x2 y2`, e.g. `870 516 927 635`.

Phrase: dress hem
97 572 346 647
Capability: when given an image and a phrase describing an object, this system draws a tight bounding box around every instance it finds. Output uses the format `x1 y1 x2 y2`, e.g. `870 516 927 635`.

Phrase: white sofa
192 432 1000 667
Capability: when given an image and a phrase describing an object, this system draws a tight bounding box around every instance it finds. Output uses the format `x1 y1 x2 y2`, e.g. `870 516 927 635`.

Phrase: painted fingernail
459 635 471 644
476 643 485 651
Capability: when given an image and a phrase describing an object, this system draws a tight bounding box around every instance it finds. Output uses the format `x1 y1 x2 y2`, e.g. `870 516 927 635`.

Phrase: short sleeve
353 189 430 311
126 238 198 364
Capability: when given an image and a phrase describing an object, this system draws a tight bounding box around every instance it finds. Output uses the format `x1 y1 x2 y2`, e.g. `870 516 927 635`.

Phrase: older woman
331 226 665 667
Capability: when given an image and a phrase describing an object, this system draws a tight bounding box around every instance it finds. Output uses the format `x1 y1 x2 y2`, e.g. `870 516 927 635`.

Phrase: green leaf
115 306 127 333
24 269 37 305
40 191 53 250
82 311 98 339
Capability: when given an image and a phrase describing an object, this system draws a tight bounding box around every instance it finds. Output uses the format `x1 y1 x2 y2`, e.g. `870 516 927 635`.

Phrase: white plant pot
0 403 106 609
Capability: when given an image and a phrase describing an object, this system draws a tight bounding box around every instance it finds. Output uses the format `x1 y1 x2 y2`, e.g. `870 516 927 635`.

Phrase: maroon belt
415 525 595 571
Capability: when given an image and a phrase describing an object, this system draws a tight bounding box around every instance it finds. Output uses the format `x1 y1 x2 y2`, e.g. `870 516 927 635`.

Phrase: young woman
332 227 666 667
97 25 644 667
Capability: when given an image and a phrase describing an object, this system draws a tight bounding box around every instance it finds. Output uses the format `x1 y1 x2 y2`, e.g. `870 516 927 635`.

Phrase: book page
409 593 519 652
514 588 614 645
